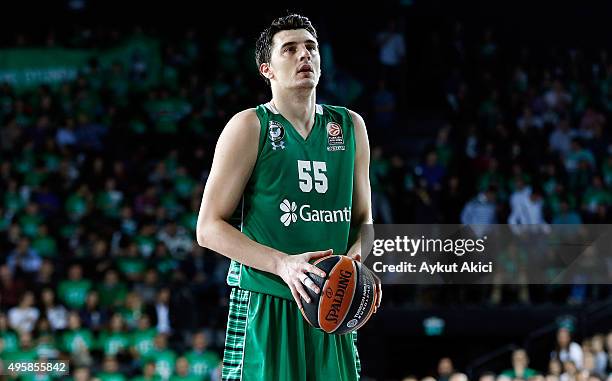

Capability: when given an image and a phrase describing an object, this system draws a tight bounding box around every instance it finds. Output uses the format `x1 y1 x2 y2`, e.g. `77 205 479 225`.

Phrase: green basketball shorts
222 287 361 381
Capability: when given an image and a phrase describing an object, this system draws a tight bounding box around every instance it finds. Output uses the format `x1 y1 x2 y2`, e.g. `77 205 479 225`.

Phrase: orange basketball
300 255 377 334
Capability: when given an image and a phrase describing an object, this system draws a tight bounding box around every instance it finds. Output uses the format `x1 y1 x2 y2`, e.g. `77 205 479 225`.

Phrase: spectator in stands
80 290 107 332
98 313 130 357
501 349 539 379
56 117 77 148
2 331 36 363
437 357 455 381
132 361 158 381
32 224 58 259
0 264 26 307
57 264 92 310
130 314 156 362
97 269 128 309
552 199 583 224
461 187 498 225
564 139 595 176
185 331 220 380
134 268 159 304
419 151 446 191
172 356 196 381
0 312 19 354
583 350 598 376
560 360 578 381
376 18 406 92
61 311 95 359
147 287 172 335
589 335 607 376
549 119 574 157
157 221 192 259
508 185 549 234
97 355 125 381
549 358 563 378
7 237 42 275
40 287 68 331
8 291 39 333
582 176 612 218
144 333 177 380
552 327 584 369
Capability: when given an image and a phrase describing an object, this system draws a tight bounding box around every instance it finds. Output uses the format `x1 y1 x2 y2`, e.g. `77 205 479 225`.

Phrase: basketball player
196 14 382 380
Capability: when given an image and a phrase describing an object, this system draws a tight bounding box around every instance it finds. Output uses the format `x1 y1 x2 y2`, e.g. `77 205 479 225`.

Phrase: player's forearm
196 218 284 276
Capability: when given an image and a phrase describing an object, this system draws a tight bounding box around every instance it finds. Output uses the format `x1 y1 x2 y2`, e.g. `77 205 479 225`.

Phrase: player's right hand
275 249 331 310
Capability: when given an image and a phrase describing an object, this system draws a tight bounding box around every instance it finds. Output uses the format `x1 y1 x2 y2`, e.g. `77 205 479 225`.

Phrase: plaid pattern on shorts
222 288 250 381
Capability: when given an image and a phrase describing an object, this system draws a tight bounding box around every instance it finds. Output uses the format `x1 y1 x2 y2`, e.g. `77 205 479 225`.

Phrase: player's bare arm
345 110 383 311
195 109 328 309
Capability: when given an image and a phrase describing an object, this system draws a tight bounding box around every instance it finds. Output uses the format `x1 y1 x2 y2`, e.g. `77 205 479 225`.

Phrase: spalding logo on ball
300 255 377 334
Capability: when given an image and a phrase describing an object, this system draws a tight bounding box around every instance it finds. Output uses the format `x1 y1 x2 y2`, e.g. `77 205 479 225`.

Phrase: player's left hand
348 252 382 313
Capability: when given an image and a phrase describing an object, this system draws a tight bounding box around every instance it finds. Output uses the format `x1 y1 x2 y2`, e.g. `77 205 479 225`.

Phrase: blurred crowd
399 328 612 381
369 22 611 227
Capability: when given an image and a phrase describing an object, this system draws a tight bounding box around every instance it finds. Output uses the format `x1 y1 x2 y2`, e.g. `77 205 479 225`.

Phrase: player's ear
260 63 274 81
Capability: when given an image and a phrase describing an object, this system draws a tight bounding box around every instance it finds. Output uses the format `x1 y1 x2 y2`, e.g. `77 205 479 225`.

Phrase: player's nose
298 45 312 60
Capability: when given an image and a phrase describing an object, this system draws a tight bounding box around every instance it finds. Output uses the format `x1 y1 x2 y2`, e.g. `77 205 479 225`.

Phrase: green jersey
227 103 356 300
57 279 92 309
0 330 19 353
98 331 130 355
143 349 177 380
131 328 157 357
61 329 94 353
185 350 220 380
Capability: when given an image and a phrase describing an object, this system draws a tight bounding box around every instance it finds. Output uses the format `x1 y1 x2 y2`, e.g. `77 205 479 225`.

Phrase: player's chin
293 78 318 89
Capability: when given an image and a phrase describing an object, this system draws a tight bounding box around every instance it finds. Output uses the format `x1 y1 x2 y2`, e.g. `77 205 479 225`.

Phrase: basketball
300 255 377 334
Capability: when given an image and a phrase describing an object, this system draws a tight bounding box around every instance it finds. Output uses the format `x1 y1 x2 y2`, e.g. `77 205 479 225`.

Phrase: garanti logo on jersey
268 120 286 150
279 199 351 227
326 122 345 151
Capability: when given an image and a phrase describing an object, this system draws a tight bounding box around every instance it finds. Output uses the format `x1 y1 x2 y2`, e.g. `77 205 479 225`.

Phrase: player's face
267 29 321 89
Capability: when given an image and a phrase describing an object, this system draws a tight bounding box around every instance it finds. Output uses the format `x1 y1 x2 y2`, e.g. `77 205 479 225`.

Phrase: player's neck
271 90 316 133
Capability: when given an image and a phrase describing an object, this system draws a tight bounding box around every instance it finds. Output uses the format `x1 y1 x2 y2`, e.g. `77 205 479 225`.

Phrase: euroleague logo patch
326 122 345 151
268 121 286 150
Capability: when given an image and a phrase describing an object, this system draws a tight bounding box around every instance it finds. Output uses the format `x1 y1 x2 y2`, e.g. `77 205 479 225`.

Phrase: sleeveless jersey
226 102 356 300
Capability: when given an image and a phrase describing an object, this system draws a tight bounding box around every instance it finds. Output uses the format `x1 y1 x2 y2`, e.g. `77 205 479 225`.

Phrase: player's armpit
195 109 260 245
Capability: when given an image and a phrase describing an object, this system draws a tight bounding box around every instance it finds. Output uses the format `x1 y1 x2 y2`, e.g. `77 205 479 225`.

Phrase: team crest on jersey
326 122 345 151
268 120 286 150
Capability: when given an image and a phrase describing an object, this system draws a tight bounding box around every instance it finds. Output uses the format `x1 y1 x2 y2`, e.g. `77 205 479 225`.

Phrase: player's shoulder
227 108 260 128
346 108 366 129
221 108 261 137
320 104 366 129
216 108 262 150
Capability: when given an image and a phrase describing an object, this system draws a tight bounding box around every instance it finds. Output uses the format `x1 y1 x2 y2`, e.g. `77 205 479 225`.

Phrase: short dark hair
255 14 318 84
